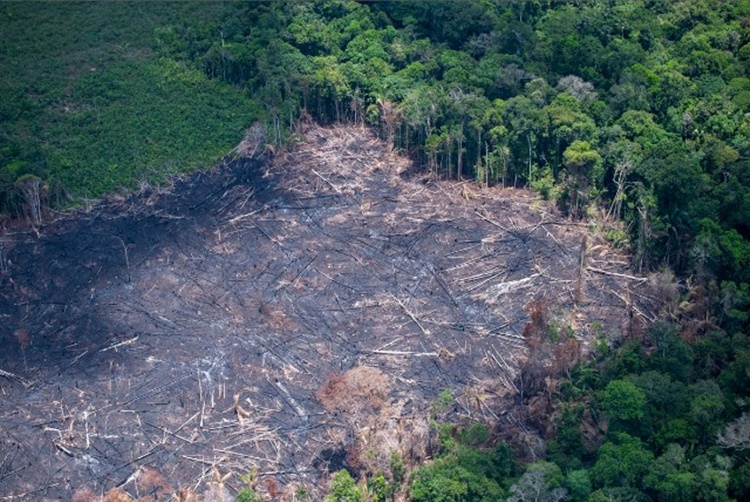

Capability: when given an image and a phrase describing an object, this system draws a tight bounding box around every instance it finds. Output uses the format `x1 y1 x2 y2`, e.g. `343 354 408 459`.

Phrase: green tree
591 433 655 489
566 469 592 502
326 469 364 502
601 379 646 423
690 380 726 443
559 140 602 219
644 444 696 501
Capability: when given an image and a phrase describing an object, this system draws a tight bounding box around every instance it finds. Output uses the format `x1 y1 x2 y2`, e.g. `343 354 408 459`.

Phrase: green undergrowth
0 1 258 209
47 58 258 197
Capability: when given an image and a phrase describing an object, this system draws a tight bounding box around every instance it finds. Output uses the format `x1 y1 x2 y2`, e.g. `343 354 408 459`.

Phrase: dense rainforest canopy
2 0 750 500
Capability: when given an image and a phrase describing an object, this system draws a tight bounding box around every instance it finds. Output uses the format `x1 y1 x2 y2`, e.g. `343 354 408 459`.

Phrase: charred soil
0 126 657 499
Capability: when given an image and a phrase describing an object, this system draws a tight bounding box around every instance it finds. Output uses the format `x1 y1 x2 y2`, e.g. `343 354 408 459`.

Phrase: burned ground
0 126 657 499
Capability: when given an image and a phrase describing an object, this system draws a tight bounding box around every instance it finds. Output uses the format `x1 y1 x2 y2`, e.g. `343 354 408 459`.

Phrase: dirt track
0 126 655 499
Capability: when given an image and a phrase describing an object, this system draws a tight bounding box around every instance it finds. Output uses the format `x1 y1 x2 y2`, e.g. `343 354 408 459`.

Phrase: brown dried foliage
176 488 198 502
13 328 30 349
258 301 296 331
137 467 172 500
72 488 98 502
316 366 389 413
265 476 279 499
102 488 133 502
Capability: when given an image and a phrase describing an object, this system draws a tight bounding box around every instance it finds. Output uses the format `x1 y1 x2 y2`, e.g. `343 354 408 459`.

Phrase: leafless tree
717 412 750 450
16 176 45 227
378 97 402 152
508 470 567 502
0 238 9 277
236 122 268 158
557 75 597 103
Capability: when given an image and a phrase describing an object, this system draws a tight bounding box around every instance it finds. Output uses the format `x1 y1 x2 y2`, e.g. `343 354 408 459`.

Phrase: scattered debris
0 125 656 499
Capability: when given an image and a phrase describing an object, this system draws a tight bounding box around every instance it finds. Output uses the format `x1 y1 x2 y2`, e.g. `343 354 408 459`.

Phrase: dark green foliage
547 403 587 469
389 450 405 486
409 426 516 502
630 371 691 445
457 423 489 447
643 444 696 502
48 59 258 197
6 1 750 293
0 1 256 209
600 340 647 382
729 461 750 500
4 0 750 295
518 314 742 502
645 323 694 382
591 433 655 490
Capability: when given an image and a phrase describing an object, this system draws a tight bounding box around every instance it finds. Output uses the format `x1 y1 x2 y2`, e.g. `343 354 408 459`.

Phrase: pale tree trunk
485 141 490 187
17 177 44 227
527 134 533 185
457 137 463 180
378 98 400 153
607 161 629 222
0 238 10 277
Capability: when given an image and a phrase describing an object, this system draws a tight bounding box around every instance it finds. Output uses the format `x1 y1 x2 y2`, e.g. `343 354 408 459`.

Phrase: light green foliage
409 427 514 502
368 473 389 502
390 450 405 485
326 469 364 502
364 451 405 502
0 1 254 207
433 388 454 416
601 380 646 422
236 488 259 502
566 469 592 502
530 169 561 202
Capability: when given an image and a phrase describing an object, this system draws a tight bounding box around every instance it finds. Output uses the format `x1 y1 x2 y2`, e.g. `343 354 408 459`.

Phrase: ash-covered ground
0 126 656 500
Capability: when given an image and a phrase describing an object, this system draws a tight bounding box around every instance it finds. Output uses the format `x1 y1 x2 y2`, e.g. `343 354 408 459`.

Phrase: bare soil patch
0 126 657 499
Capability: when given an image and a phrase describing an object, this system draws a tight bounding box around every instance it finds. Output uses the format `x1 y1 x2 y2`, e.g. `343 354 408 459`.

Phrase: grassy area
0 2 258 206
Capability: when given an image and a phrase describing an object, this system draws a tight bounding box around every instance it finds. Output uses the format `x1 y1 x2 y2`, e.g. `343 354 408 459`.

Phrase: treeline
401 322 750 501
155 0 750 284
313 317 750 501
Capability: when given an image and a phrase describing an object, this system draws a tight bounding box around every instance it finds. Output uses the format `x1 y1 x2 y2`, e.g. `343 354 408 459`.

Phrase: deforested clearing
0 126 658 499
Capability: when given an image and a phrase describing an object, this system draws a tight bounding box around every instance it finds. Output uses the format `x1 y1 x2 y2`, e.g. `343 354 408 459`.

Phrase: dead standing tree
15 175 46 228
377 97 401 153
0 238 9 277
